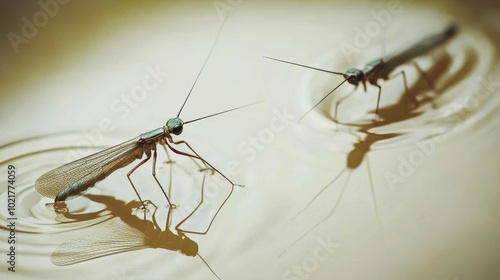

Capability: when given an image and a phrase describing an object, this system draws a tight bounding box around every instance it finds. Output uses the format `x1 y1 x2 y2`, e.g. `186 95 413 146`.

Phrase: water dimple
279 24 499 260
0 130 216 278
299 26 497 153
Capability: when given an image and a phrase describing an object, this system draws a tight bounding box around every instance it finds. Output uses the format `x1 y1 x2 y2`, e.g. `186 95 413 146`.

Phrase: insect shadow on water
266 25 478 257
34 14 259 235
51 172 223 279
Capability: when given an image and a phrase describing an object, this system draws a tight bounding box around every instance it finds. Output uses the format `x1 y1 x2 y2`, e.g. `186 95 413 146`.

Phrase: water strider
265 24 458 121
270 25 459 257
35 16 256 232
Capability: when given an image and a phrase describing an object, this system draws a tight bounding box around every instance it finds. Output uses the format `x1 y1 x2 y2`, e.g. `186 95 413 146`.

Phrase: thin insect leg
291 169 346 221
142 201 147 232
142 178 170 233
148 200 161 229
141 200 157 234
279 172 351 258
177 169 233 235
390 70 419 109
176 171 230 235
161 144 210 213
162 144 203 175
413 61 438 108
151 146 173 208
162 145 174 201
191 157 206 171
165 140 237 234
158 145 177 231
161 149 221 280
166 139 241 187
187 154 213 175
126 154 152 209
162 144 174 164
175 173 208 234
374 84 382 116
165 198 174 233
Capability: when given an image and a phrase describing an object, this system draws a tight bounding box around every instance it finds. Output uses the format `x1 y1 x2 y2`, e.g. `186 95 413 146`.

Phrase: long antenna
264 56 345 76
299 78 348 122
184 101 262 125
264 56 349 121
177 15 231 118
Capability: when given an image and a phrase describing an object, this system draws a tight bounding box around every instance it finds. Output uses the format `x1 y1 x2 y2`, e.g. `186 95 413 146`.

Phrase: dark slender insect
269 26 459 257
265 24 458 121
35 15 255 231
279 50 459 258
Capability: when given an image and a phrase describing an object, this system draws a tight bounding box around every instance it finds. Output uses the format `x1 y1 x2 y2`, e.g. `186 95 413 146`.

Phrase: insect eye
344 68 364 85
172 124 183 135
166 118 184 135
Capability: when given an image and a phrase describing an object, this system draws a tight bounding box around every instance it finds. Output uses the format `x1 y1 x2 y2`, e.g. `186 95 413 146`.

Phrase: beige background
1 1 499 279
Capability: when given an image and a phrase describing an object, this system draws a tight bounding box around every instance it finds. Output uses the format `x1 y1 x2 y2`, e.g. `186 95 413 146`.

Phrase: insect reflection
52 174 222 279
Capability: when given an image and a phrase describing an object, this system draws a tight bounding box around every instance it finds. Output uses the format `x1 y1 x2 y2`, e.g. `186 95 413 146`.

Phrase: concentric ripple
278 18 499 262
0 131 229 279
298 23 498 153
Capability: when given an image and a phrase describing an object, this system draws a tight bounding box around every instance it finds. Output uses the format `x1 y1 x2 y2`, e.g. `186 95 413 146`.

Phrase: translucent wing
35 136 144 200
51 219 148 266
